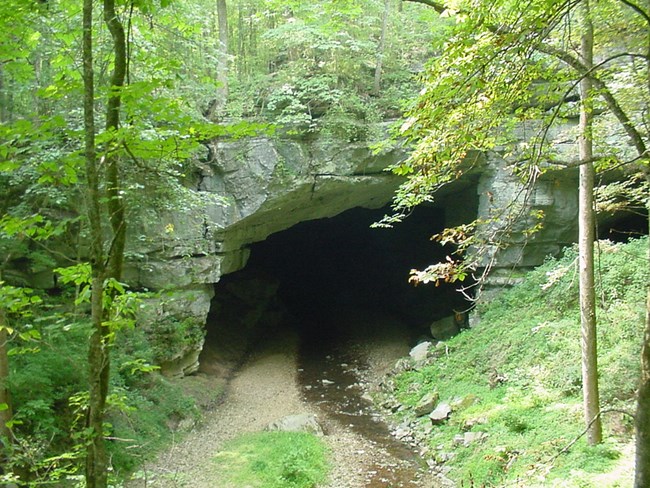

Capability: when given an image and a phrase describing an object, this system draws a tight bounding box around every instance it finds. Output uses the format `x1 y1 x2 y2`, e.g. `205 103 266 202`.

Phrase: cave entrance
246 204 466 328
199 200 477 483
200 195 478 380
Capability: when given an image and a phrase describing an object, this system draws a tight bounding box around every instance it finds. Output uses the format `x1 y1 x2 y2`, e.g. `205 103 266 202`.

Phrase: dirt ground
127 322 445 488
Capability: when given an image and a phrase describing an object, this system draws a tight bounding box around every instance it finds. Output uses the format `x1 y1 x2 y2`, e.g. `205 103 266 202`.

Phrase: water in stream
297 314 438 488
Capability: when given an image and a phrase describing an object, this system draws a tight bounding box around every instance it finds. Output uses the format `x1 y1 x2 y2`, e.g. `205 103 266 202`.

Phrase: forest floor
126 313 445 488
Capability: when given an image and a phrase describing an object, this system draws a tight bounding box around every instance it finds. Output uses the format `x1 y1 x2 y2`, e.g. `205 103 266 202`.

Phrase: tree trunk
374 0 390 95
0 315 12 444
206 0 229 120
85 277 109 488
104 0 127 282
83 2 128 487
0 261 12 446
0 65 6 124
636 279 650 487
82 1 108 486
236 3 244 80
578 0 602 446
634 5 650 478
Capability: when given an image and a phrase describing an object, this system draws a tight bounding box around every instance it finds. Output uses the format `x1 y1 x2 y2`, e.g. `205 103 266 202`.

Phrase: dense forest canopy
0 0 649 486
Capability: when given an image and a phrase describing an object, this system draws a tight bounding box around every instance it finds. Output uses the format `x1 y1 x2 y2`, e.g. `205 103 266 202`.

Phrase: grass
384 237 647 487
212 431 330 488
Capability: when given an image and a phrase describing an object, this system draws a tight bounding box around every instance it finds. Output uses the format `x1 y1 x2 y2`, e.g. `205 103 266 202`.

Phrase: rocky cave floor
126 309 451 488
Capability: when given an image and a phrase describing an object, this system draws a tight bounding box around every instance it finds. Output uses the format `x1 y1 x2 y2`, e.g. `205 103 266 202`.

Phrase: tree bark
83 2 128 487
0 265 11 445
634 2 650 480
636 279 650 487
206 0 229 120
578 0 602 446
83 0 108 486
0 65 6 124
104 0 127 282
0 314 12 444
374 0 390 95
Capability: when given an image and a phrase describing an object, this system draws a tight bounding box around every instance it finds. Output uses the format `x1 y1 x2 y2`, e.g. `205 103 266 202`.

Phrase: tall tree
82 0 106 484
577 0 602 445
206 0 229 120
374 0 390 95
639 278 650 486
82 0 127 485
634 4 650 483
0 283 11 445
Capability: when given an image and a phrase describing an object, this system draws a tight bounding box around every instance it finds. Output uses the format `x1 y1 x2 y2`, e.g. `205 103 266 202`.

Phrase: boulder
451 394 479 411
415 391 440 417
409 341 431 363
429 402 452 425
266 413 324 435
453 431 488 447
429 314 467 341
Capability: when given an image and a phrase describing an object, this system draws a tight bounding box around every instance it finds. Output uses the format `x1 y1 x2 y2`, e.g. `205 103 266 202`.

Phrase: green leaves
0 281 42 315
54 263 91 288
119 358 160 376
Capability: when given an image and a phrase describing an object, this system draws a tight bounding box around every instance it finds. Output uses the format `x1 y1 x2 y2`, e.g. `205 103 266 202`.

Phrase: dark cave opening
598 209 649 243
200 203 479 485
202 201 476 369
245 204 468 327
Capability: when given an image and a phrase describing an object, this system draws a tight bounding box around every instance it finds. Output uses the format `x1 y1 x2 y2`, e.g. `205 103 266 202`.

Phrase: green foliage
212 432 330 488
146 316 205 364
384 0 650 286
3 290 201 481
386 237 647 487
223 0 440 137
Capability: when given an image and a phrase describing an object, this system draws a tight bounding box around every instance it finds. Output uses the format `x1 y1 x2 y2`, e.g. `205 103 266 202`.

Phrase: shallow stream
298 319 435 487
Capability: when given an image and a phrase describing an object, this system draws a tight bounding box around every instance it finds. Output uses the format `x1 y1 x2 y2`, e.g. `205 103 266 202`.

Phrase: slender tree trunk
634 7 650 480
0 314 12 444
206 0 229 120
82 0 109 486
248 4 256 66
0 266 11 444
0 65 6 124
578 0 602 446
374 0 390 96
217 0 229 100
104 0 127 282
636 276 650 487
237 3 244 81
84 3 128 487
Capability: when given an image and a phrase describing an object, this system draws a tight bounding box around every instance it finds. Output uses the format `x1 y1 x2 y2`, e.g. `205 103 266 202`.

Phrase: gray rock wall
122 131 579 375
124 135 408 375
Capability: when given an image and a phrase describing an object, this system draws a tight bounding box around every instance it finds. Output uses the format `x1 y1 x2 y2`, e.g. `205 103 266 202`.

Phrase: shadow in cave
245 204 470 341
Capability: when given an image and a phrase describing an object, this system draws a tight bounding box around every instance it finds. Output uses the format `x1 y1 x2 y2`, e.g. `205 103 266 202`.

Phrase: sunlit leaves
0 282 42 315
119 358 160 375
409 256 468 286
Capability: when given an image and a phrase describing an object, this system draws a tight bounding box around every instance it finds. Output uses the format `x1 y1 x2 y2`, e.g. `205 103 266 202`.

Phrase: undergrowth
386 237 647 487
5 297 203 483
211 431 330 488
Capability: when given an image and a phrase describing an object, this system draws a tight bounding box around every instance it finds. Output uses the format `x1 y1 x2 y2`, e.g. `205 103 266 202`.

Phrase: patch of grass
212 431 330 488
385 237 647 487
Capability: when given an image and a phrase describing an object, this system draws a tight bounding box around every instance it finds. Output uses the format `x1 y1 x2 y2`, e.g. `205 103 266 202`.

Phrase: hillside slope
378 237 648 487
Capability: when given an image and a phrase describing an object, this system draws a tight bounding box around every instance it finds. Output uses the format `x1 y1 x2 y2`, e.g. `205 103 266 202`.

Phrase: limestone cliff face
121 133 578 376
124 135 407 376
